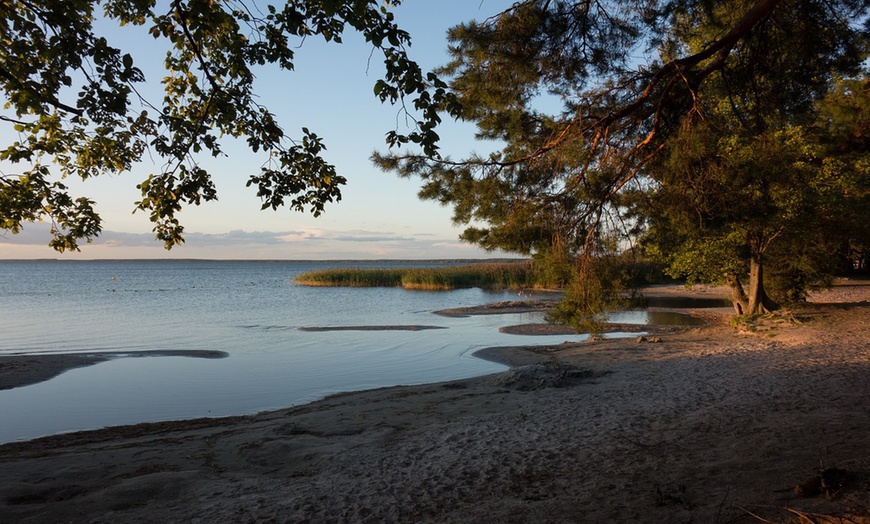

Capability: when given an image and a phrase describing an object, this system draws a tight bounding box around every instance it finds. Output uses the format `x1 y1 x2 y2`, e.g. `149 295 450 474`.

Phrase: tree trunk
745 250 779 315
726 241 780 316
727 273 748 315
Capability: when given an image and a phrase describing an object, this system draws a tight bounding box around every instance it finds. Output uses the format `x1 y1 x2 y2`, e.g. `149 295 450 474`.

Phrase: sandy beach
1 281 869 523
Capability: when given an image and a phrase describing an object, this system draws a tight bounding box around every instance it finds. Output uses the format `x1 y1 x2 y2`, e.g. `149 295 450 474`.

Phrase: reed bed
294 268 405 287
295 262 537 290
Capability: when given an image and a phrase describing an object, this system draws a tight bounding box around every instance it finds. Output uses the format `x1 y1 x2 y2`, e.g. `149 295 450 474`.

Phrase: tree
815 77 870 275
376 0 870 319
0 0 449 251
636 3 870 314
640 108 869 314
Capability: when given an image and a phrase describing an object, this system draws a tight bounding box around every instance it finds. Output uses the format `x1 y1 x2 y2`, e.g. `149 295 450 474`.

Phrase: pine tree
377 0 870 318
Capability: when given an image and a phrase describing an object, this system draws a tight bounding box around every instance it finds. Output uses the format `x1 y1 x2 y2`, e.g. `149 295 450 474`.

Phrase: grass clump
295 262 537 290
294 268 405 287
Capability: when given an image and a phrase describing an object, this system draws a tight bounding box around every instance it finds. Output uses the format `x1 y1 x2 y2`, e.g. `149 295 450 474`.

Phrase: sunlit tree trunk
727 273 749 315
726 238 780 316
745 239 780 315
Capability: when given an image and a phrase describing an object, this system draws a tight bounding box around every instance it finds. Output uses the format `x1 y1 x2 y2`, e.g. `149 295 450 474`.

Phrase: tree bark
727 273 749 315
745 250 779 315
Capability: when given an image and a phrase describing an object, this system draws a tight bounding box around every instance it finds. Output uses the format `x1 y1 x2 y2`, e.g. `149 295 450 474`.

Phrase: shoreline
1 282 869 522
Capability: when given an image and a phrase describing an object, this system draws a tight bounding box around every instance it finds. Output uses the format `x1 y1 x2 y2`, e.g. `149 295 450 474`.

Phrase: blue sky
0 1 513 260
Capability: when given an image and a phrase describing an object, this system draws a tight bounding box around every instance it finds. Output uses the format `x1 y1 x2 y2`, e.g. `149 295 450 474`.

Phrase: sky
0 1 514 260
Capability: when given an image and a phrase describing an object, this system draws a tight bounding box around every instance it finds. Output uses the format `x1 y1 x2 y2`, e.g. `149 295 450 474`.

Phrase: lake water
1 259 608 443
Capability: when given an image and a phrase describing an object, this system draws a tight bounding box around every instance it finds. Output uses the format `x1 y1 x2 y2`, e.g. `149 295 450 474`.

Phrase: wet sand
297 325 447 332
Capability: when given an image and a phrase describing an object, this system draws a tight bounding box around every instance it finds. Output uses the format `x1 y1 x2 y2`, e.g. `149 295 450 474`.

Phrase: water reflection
642 296 731 308
608 310 706 326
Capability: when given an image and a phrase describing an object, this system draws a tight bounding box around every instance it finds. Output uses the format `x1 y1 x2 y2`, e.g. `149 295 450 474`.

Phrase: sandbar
0 350 228 391
297 325 447 332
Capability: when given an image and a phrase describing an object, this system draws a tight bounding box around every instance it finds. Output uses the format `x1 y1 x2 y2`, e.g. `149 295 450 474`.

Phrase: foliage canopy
0 0 450 250
376 0 870 319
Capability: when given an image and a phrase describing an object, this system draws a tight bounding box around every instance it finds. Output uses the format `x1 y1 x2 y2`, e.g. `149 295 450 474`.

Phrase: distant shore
1 281 868 523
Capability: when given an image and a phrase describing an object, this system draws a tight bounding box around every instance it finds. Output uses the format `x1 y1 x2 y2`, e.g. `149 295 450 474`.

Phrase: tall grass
295 258 677 291
295 268 406 287
295 262 539 290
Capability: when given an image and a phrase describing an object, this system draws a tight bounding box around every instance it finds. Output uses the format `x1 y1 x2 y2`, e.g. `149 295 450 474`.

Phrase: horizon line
0 257 530 263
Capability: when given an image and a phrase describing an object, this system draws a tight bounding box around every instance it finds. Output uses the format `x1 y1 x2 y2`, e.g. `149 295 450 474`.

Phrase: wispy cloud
1 222 509 260
2 223 308 248
329 235 416 243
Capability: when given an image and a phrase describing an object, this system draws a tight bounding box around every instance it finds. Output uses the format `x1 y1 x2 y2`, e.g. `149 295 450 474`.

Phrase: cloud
431 240 479 250
1 223 510 260
329 235 416 243
275 229 324 242
187 230 308 246
4 224 420 247
0 222 56 245
276 228 418 244
0 223 311 248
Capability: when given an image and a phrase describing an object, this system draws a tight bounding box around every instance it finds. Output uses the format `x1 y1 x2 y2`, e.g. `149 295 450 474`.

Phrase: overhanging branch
0 64 84 117
497 0 783 167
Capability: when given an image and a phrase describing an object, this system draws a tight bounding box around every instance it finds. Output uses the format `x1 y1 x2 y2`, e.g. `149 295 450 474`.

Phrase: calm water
1 260 598 443
0 260 703 443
